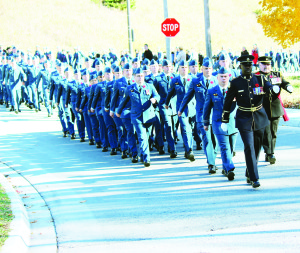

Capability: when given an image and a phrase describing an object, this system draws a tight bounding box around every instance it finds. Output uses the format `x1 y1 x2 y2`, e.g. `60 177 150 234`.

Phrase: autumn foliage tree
257 0 300 48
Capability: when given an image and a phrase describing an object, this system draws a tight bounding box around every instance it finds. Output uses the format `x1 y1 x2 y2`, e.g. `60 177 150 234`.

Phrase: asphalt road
1 105 300 253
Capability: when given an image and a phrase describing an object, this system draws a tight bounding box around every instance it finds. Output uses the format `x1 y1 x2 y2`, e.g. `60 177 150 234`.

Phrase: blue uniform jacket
179 75 218 123
76 82 85 109
104 80 115 111
8 65 26 89
203 85 237 135
153 73 177 116
110 77 131 119
36 69 51 90
87 83 98 116
79 84 91 112
65 79 78 104
49 71 63 101
56 78 69 105
165 75 196 118
91 81 106 114
26 65 39 86
116 82 160 125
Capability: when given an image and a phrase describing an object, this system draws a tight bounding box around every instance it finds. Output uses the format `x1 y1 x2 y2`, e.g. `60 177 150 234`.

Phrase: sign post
161 18 180 61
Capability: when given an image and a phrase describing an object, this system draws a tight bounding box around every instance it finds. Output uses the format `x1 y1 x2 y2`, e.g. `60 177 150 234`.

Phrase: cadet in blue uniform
82 70 101 147
166 60 196 161
8 58 27 113
221 55 279 188
110 64 139 161
0 56 6 105
276 50 283 72
77 70 94 144
107 66 129 158
188 59 202 150
26 56 40 111
90 71 109 152
116 68 160 167
180 59 219 173
91 67 118 155
3 56 13 109
36 60 52 117
203 67 237 180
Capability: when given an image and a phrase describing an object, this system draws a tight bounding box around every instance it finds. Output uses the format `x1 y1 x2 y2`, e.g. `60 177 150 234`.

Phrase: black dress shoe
117 147 121 152
251 180 260 188
110 148 117 155
223 169 235 181
6 103 9 108
233 151 236 157
187 150 195 162
132 155 138 163
63 131 68 137
128 152 132 158
14 110 18 114
246 177 251 184
196 143 202 150
170 150 177 158
0 100 3 105
96 142 102 148
144 161 151 167
268 154 276 164
80 137 85 142
208 165 216 174
71 134 76 139
18 109 21 112
158 146 165 155
265 154 269 162
89 139 95 145
121 151 128 159
149 143 154 151
48 113 51 117
102 147 109 152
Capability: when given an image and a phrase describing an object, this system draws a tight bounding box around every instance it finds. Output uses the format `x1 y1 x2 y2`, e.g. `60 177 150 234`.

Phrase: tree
257 0 300 48
102 0 135 10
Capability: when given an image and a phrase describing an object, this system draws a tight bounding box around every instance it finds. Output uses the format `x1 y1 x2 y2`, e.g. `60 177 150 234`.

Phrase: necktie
222 88 226 97
167 76 170 82
206 79 209 89
183 78 186 86
128 80 130 86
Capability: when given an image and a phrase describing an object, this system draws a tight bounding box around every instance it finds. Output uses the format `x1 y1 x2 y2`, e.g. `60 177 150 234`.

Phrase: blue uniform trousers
239 128 264 181
57 102 68 133
88 112 101 143
159 110 176 151
178 116 193 152
11 86 22 110
6 85 12 105
71 102 85 138
122 117 138 156
113 115 128 152
27 84 39 109
82 109 93 140
215 133 235 172
0 82 3 102
199 122 218 165
43 88 52 114
150 111 164 148
22 85 30 103
96 113 109 148
102 109 118 149
62 102 75 135
135 122 152 163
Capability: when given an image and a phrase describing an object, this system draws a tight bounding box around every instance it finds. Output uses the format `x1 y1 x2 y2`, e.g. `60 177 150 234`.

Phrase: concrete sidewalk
279 108 300 127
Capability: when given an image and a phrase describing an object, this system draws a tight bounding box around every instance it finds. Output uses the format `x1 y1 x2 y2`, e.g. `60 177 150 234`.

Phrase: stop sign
161 18 180 37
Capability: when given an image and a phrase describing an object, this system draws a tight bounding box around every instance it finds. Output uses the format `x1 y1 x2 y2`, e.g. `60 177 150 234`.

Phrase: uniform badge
197 84 200 87
175 82 179 85
131 89 134 92
213 93 218 96
146 89 150 95
271 77 281 84
253 87 264 95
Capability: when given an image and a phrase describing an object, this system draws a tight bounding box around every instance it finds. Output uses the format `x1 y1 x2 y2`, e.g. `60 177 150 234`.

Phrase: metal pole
127 0 133 55
204 0 212 58
163 0 171 61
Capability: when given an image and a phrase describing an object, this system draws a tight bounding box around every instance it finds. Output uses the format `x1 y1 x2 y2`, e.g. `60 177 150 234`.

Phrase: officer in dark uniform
257 56 293 164
221 55 279 188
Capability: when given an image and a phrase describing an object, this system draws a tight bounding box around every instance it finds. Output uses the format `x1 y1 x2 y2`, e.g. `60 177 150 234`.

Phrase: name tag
238 90 244 93
253 87 265 95
271 77 281 84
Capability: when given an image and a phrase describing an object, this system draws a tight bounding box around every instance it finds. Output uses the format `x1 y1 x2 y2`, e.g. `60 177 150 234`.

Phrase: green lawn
0 185 13 247
281 76 300 108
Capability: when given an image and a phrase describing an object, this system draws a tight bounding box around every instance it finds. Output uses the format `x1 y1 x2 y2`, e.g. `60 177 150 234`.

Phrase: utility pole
204 0 212 58
127 0 133 55
163 0 171 61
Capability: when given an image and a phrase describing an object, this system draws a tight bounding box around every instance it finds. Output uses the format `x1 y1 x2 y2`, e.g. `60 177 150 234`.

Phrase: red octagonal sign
161 18 180 37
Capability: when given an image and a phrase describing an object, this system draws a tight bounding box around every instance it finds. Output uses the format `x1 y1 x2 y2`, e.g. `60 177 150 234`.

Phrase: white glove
221 123 228 132
287 85 293 93
272 85 280 94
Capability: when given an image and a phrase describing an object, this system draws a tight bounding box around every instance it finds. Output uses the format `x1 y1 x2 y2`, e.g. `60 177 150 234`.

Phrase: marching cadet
36 60 52 117
77 70 94 144
56 67 76 139
90 71 109 152
91 67 118 155
66 69 86 140
256 56 293 164
107 66 129 158
0 56 6 105
216 53 240 80
180 59 219 173
49 60 70 137
26 56 40 112
110 63 139 162
203 67 237 181
188 59 202 150
153 59 177 158
116 67 160 167
166 60 196 161
221 55 280 188
3 56 13 109
8 58 27 113
80 70 101 147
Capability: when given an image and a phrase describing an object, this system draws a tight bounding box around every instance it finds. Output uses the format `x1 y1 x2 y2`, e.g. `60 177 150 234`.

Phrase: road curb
0 173 30 253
